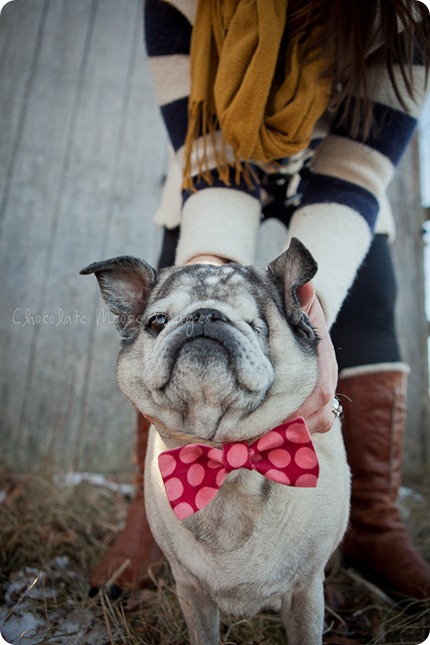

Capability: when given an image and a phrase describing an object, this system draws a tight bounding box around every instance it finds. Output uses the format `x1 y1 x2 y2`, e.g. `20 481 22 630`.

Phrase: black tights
157 229 401 372
330 233 401 371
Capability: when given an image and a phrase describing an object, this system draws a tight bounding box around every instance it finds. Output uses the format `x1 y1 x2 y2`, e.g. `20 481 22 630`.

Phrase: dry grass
0 465 429 644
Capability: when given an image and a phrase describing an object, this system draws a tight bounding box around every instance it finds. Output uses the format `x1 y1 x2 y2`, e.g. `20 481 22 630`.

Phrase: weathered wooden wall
0 0 429 475
390 139 430 479
0 0 167 473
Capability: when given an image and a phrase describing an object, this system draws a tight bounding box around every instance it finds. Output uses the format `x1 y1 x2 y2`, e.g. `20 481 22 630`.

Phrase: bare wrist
185 254 230 266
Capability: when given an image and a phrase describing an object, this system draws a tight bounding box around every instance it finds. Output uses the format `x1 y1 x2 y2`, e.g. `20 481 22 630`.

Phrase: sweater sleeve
145 0 429 314
288 30 430 327
144 0 261 266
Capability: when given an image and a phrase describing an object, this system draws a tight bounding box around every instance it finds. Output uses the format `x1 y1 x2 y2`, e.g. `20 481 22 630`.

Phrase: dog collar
158 417 319 520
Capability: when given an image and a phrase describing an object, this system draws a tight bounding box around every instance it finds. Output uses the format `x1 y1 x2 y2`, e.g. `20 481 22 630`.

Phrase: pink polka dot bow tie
158 417 319 520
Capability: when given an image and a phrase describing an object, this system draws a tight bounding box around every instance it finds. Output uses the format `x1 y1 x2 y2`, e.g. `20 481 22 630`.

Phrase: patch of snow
53 471 135 497
0 610 45 644
398 485 426 521
0 556 114 644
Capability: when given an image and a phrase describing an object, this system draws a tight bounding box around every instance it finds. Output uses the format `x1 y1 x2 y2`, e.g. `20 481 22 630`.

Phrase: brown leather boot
89 414 163 595
338 366 430 599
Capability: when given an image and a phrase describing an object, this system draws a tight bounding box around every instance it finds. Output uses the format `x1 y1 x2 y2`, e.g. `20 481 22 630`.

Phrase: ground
0 466 429 645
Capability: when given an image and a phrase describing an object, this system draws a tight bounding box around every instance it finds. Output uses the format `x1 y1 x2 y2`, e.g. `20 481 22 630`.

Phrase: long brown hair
288 0 430 137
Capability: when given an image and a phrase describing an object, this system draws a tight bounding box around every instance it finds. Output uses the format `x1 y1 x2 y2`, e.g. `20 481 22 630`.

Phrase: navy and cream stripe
144 0 429 324
144 0 427 226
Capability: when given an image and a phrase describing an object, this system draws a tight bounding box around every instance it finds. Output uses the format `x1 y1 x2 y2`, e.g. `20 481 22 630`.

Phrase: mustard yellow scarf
183 0 332 188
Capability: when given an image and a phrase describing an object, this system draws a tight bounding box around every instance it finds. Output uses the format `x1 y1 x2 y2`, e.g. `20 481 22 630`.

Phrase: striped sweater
144 0 429 327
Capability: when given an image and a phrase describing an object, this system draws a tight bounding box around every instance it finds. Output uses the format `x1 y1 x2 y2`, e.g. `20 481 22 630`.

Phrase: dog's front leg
175 578 220 645
281 572 325 645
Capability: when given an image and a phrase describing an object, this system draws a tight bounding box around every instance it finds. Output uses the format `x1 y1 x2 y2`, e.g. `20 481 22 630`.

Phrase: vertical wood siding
0 0 167 472
0 0 428 474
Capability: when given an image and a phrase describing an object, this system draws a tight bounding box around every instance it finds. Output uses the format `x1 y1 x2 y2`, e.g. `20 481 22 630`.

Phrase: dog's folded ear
80 257 157 338
267 238 318 337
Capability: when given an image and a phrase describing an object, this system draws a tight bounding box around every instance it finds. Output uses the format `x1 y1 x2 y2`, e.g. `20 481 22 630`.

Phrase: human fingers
290 286 339 433
296 280 315 313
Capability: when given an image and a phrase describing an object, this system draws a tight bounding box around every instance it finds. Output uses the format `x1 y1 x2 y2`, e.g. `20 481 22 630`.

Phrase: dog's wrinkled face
81 239 320 442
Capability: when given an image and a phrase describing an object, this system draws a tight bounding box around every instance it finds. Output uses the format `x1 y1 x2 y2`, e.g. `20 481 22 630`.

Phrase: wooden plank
18 0 158 472
0 152 64 464
0 0 47 218
389 137 430 476
78 7 168 472
0 0 97 468
0 0 51 466
0 0 46 130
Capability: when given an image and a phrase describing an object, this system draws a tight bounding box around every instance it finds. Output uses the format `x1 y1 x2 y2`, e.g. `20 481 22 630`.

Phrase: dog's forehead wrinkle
193 273 252 301
146 289 193 319
150 281 265 324
148 268 196 304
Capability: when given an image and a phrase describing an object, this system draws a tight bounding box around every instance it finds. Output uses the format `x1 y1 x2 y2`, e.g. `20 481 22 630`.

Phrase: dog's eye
147 313 170 336
249 319 267 336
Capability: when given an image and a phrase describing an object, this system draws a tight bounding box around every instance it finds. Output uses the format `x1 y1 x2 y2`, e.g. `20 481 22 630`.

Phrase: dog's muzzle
143 303 275 409
184 308 229 338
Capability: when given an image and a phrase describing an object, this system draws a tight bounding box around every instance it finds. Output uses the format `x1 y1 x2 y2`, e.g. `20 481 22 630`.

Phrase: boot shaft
338 366 408 502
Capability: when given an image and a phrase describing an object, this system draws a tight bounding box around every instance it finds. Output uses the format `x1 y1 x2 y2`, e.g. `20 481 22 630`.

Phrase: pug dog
81 238 350 645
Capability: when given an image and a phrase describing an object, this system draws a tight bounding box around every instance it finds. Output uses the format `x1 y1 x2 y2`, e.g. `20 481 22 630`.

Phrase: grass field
1 466 429 644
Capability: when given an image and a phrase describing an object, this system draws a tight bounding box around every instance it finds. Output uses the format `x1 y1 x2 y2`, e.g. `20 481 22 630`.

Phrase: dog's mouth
172 325 233 361
160 324 238 392
139 307 276 437
177 335 228 354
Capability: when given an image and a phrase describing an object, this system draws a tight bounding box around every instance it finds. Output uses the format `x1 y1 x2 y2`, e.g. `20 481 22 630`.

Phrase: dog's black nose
187 308 228 324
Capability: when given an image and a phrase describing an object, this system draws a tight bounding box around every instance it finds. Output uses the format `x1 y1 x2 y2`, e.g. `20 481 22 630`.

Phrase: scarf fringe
182 100 258 193
181 0 333 193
